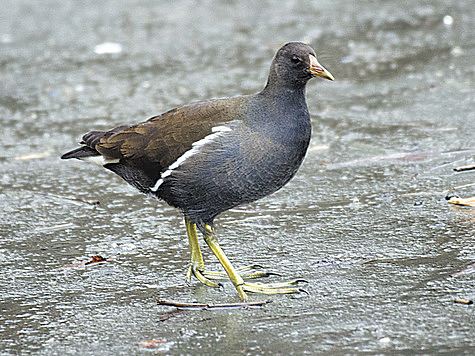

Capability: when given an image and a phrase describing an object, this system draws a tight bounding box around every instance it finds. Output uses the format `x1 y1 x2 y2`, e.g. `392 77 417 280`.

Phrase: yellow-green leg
185 217 271 287
200 224 305 301
200 224 248 300
185 217 221 288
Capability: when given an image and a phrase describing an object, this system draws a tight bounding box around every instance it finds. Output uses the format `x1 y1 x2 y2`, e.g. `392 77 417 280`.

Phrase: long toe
188 266 223 288
202 265 275 280
241 279 308 295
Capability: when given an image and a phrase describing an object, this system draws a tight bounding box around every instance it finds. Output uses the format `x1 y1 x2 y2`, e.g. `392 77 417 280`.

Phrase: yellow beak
309 54 334 81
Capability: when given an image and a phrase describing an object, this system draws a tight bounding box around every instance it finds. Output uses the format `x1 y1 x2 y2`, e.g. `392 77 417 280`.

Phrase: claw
265 272 282 277
248 264 266 270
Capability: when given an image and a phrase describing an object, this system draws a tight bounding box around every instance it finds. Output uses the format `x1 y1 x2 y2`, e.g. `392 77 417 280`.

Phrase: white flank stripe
80 155 120 166
150 126 232 192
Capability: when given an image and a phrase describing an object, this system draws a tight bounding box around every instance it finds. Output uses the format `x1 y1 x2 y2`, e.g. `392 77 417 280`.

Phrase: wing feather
93 97 242 175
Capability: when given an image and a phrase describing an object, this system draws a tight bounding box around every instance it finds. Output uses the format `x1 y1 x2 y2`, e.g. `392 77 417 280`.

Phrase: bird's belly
158 127 310 224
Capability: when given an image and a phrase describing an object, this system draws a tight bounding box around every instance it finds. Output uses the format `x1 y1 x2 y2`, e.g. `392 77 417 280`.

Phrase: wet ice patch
443 15 454 27
94 42 123 54
0 33 12 44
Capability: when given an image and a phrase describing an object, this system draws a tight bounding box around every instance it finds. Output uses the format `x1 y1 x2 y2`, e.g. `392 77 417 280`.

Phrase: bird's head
269 42 334 88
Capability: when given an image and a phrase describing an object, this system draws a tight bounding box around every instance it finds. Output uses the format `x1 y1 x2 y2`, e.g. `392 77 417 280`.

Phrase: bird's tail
61 125 129 161
61 146 100 160
61 130 107 160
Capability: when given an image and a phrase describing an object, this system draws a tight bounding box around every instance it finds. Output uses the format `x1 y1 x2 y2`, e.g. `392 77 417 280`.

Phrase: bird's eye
291 56 300 64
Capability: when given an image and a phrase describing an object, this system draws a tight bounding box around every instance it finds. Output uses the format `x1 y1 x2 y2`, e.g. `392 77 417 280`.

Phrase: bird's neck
259 82 308 112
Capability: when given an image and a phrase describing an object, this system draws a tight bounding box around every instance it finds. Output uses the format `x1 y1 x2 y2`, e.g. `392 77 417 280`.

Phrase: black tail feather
63 125 130 160
61 146 100 160
81 126 130 147
81 131 106 147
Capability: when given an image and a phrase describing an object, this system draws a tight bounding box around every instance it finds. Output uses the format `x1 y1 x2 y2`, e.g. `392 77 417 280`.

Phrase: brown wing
94 97 243 173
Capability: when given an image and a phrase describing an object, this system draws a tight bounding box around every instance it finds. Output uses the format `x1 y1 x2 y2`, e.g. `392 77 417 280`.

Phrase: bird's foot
202 264 279 280
240 279 308 295
186 264 276 288
186 265 223 288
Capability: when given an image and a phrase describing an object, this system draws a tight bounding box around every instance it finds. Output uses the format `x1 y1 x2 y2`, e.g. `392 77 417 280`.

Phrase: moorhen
62 42 334 301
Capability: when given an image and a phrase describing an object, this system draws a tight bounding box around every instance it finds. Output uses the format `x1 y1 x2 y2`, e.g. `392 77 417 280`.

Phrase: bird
61 42 334 301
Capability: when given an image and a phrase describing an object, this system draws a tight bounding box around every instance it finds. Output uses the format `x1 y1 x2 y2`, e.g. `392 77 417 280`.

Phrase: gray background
1 0 474 354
